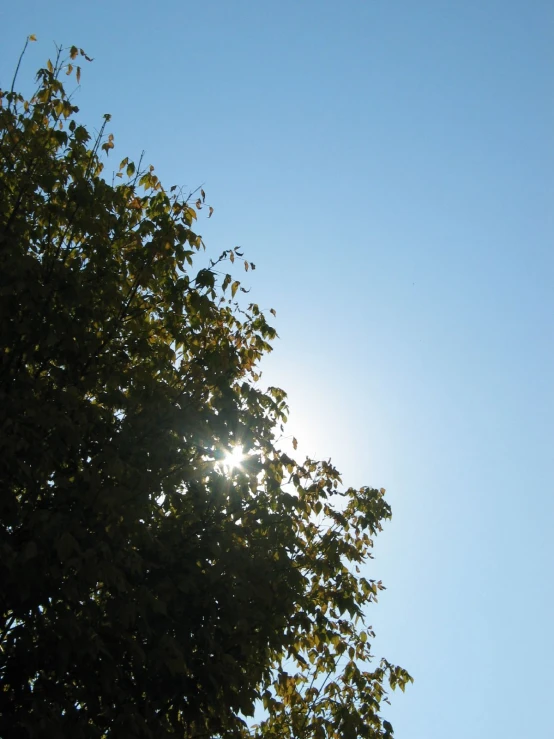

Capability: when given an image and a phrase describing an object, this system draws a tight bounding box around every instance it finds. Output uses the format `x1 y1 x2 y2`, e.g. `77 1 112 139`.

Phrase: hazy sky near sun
2 2 553 737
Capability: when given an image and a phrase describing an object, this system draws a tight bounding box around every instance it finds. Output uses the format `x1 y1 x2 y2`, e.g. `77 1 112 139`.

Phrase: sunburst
222 445 244 474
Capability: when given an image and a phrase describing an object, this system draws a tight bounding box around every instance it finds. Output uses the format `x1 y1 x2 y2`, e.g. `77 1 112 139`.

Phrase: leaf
292 437 298 450
201 188 206 202
56 532 79 562
22 541 38 562
101 135 114 155
231 280 240 298
76 66 81 84
208 206 214 218
29 34 37 42
69 45 79 59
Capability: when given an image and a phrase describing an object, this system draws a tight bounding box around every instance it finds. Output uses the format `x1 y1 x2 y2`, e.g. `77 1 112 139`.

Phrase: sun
222 445 244 473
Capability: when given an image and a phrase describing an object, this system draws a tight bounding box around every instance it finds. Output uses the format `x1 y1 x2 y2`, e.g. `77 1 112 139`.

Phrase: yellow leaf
29 34 37 42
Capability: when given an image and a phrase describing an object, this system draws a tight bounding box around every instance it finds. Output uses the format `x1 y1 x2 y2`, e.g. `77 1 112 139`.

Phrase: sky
2 1 553 736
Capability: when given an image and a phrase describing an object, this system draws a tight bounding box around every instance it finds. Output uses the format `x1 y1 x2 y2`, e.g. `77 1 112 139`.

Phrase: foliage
0 39 411 739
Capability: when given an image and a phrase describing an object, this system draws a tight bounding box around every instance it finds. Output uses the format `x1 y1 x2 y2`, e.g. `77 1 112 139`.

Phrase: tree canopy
0 39 411 739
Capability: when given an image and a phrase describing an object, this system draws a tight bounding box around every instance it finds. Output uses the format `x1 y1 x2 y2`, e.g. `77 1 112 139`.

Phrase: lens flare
223 445 244 473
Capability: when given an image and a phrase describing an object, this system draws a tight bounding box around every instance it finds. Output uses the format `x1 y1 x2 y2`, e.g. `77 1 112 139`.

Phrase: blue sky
2 1 553 736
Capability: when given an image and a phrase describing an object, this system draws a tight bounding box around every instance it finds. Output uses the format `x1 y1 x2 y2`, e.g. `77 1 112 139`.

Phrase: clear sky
2 1 553 737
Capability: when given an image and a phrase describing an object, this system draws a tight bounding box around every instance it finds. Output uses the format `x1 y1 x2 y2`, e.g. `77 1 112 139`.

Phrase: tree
0 40 412 739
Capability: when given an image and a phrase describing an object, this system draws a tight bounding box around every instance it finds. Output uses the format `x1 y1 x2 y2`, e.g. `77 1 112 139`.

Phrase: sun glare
223 445 244 473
